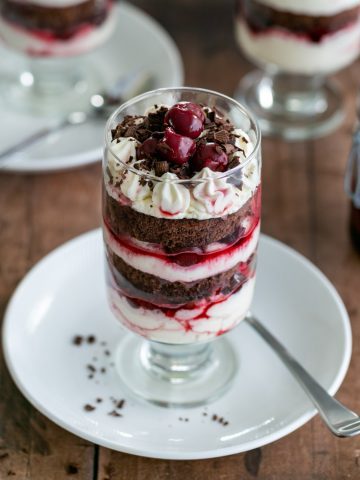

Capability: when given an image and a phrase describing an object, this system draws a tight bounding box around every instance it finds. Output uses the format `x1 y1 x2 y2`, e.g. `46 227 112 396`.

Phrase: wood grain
0 0 359 478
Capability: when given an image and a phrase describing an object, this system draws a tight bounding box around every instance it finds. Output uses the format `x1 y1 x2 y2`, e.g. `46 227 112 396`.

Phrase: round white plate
3 230 351 460
0 2 183 173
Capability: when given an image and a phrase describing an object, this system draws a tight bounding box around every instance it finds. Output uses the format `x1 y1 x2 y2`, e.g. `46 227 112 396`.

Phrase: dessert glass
103 87 261 406
235 0 360 140
0 0 115 114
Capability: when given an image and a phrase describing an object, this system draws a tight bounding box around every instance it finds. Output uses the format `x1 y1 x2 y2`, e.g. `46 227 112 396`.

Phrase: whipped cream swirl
152 173 191 215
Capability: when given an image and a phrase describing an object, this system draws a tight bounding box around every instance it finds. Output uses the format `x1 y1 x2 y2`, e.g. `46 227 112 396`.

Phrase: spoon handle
246 315 359 437
0 118 71 167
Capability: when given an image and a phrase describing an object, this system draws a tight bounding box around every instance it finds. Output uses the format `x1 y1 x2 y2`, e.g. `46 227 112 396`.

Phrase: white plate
0 2 183 173
3 230 351 460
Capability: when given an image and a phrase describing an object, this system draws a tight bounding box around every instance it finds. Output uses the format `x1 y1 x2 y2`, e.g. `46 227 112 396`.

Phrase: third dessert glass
103 87 261 406
235 0 360 140
0 0 115 113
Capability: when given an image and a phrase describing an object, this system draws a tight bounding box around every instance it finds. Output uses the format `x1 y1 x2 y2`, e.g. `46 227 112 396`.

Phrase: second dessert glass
0 0 115 114
103 87 261 406
235 0 360 140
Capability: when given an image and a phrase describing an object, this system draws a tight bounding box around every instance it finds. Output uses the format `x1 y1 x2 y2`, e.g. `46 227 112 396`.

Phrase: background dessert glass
0 0 115 114
102 87 261 406
235 0 360 140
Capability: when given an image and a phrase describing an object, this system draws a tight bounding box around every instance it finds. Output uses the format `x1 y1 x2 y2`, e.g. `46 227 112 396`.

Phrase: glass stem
258 71 327 117
140 340 214 384
24 57 83 99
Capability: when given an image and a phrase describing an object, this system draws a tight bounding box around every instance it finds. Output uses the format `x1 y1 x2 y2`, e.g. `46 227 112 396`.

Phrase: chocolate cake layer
238 0 360 43
108 250 256 305
104 189 256 253
1 0 109 35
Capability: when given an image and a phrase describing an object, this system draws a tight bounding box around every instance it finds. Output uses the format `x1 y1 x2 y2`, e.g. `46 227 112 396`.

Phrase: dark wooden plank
309 63 360 480
0 166 101 479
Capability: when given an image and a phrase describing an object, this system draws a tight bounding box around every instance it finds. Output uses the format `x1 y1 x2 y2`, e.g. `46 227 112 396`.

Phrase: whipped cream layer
0 9 115 56
105 221 259 283
108 277 255 344
106 132 259 221
236 19 360 74
254 0 360 15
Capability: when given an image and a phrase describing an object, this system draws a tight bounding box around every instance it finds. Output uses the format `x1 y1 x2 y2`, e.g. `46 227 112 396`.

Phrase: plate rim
2 1 184 174
2 230 352 460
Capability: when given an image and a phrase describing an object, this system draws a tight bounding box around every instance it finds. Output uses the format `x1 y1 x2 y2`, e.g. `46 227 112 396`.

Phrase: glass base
0 56 102 116
235 70 345 141
115 335 237 407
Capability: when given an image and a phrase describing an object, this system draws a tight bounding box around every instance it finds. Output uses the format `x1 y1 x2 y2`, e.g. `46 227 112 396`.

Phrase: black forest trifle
236 0 360 74
103 90 261 346
0 0 115 56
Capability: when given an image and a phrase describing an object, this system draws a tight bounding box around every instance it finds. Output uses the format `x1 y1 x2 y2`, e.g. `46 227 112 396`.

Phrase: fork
246 314 360 437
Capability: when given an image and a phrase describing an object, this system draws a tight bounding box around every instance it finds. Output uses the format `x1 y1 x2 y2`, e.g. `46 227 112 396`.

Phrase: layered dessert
236 0 360 74
0 0 115 56
103 100 261 344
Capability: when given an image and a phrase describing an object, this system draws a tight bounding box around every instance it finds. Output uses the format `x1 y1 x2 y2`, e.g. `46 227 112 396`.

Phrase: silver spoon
0 69 153 165
246 314 360 437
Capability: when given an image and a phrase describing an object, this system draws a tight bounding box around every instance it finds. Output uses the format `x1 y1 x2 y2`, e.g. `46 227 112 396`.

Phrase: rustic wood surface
1 0 360 478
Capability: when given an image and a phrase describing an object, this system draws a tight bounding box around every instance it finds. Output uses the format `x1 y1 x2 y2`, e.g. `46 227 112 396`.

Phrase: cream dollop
152 172 191 215
107 137 139 183
192 168 236 216
120 170 151 202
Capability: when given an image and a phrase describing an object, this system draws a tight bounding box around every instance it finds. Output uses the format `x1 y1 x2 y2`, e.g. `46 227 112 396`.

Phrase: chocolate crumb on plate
84 404 95 412
100 367 106 374
87 335 96 344
96 398 103 403
116 399 125 409
104 350 111 356
86 364 96 372
108 410 122 417
73 335 83 346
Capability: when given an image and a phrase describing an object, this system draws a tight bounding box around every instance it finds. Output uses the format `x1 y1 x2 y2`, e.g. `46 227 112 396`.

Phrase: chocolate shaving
146 106 168 132
214 130 230 144
154 160 169 177
228 157 241 170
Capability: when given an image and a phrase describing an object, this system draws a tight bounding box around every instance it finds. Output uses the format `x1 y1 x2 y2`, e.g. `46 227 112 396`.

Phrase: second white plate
0 2 184 173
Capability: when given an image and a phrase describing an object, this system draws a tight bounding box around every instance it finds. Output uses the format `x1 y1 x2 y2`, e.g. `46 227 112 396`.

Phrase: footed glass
0 0 115 114
102 87 262 406
235 0 360 140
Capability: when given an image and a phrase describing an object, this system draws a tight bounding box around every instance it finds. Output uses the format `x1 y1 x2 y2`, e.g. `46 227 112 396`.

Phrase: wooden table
1 0 359 478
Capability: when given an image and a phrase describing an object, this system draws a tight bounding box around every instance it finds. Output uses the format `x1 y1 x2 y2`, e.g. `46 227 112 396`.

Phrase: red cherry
185 102 206 123
172 252 200 266
138 137 158 158
159 128 196 165
191 143 228 172
165 102 205 139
